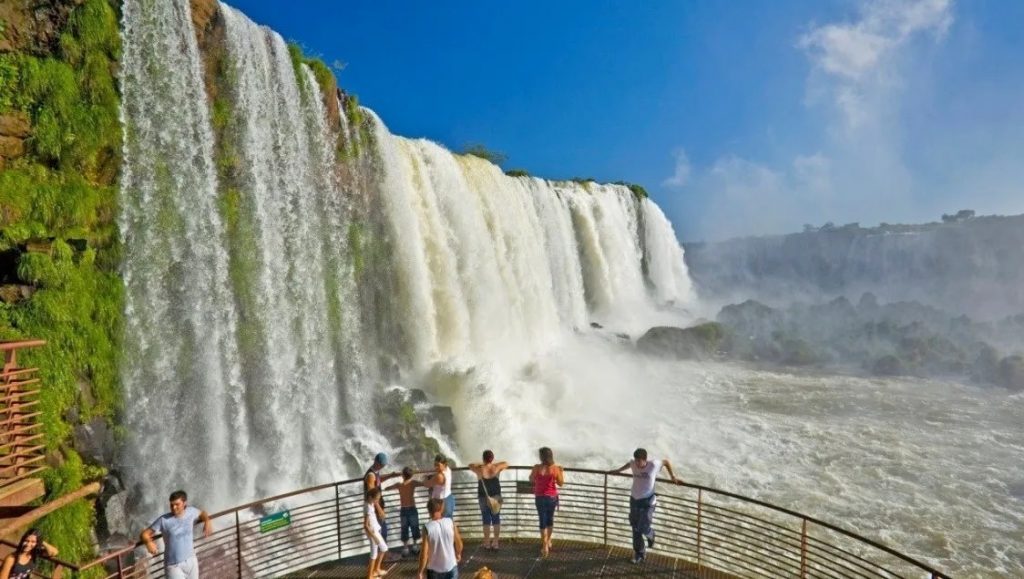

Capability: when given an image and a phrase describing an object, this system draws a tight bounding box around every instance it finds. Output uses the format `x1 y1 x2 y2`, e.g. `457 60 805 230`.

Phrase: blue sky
225 0 1024 241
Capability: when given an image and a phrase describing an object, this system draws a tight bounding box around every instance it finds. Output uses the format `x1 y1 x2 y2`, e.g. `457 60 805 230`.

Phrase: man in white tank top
417 497 463 579
610 447 683 564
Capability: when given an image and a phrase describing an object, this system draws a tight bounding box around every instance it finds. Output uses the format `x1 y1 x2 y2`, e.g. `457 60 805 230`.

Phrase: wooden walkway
288 538 736 578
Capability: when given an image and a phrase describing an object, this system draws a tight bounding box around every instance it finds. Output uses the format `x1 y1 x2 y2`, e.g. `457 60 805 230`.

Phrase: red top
533 467 559 497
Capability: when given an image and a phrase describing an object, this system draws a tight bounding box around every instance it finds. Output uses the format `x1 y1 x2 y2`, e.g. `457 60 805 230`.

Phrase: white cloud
801 25 890 81
799 0 952 128
663 1 972 242
662 148 691 189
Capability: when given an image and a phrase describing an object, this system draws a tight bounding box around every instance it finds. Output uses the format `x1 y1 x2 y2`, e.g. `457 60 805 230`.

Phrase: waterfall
119 0 696 514
119 0 245 511
642 199 695 305
217 4 355 498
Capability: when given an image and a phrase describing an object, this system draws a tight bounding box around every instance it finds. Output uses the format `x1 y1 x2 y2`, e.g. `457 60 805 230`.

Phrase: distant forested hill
684 212 1024 319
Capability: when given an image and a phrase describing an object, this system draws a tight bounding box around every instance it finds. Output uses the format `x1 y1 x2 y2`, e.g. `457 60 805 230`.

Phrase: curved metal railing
18 466 951 578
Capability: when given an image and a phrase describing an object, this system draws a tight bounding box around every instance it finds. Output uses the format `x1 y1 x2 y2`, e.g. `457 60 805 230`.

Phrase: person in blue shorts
469 450 508 550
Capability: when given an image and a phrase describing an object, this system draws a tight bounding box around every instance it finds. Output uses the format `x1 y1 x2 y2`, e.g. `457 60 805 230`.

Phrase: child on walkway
387 467 422 556
364 488 388 578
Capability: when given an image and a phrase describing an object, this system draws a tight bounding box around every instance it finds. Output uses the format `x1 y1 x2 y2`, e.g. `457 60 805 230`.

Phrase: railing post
116 553 124 579
335 483 343 560
514 468 520 540
696 489 703 570
800 518 809 578
602 473 609 546
235 510 243 579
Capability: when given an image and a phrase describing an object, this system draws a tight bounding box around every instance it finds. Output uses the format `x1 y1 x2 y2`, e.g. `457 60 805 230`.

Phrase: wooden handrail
0 412 42 428
1 340 46 374
0 482 101 538
0 467 46 489
0 389 42 406
0 422 42 439
0 432 46 449
0 341 47 352
0 368 40 382
0 377 41 391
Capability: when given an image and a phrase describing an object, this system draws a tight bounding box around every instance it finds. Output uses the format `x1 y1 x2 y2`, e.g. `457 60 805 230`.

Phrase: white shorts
368 531 388 559
165 555 199 579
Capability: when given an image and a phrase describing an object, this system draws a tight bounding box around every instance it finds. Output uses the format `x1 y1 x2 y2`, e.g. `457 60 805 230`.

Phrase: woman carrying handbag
468 450 509 550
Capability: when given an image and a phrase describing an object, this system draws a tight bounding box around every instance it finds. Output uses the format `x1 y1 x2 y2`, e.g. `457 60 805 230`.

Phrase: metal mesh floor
287 538 736 578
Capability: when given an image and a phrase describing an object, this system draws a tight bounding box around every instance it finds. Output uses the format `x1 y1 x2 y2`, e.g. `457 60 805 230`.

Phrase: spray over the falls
119 0 694 515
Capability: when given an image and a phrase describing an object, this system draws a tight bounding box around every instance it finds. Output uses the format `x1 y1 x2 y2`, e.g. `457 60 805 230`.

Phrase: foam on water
453 337 1024 577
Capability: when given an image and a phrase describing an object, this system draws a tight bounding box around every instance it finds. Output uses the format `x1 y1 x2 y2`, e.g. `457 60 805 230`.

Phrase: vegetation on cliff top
462 143 507 165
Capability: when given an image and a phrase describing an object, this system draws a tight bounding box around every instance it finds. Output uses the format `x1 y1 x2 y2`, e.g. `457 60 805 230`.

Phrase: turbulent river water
454 333 1023 577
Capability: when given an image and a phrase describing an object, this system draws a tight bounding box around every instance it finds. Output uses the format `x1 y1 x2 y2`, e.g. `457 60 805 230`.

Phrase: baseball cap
375 452 389 466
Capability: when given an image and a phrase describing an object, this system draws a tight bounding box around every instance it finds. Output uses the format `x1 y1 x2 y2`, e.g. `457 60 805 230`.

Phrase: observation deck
25 467 949 578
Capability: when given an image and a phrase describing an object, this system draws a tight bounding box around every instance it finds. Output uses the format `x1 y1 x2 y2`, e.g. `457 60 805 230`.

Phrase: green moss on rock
0 0 122 564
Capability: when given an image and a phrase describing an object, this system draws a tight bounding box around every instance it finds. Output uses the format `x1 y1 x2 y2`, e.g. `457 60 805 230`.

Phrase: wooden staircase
0 340 48 515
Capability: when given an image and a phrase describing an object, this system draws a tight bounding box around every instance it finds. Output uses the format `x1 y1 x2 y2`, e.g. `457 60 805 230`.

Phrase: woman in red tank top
529 447 564 557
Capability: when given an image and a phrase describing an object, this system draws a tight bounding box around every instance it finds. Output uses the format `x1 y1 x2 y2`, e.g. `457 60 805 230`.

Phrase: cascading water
369 116 692 371
363 115 696 458
120 0 374 513
641 198 695 306
119 0 246 512
119 0 694 514
216 4 354 498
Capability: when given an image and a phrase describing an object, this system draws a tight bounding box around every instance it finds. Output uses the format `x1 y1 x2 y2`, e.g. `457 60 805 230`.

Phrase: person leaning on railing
609 448 683 564
364 452 401 546
530 446 564 558
140 490 213 579
468 449 509 551
1 529 58 579
385 466 424 557
422 454 455 519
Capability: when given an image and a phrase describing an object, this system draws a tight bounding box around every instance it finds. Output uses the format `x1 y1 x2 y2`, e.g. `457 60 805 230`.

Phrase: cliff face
685 215 1024 319
1 0 124 562
0 0 84 55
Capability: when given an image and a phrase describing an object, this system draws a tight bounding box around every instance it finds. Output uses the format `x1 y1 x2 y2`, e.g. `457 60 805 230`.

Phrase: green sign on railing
259 510 291 534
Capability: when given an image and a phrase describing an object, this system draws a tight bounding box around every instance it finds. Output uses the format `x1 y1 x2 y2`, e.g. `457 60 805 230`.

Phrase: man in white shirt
417 498 463 579
610 448 683 564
